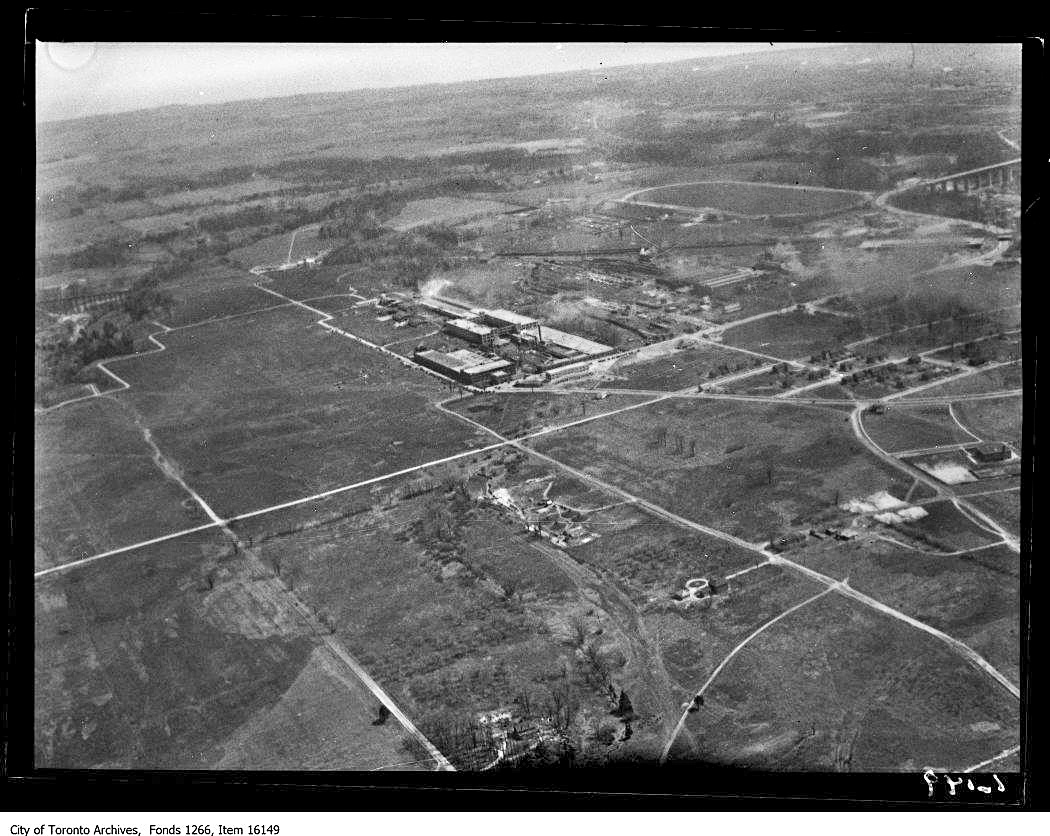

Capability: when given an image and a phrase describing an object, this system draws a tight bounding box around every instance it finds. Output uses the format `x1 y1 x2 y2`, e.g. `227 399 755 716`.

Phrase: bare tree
566 614 588 649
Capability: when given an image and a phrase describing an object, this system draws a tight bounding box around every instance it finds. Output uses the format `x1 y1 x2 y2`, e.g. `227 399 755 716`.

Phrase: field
627 181 864 218
33 43 1025 775
35 529 427 770
598 343 757 391
34 398 213 569
226 224 329 269
94 304 485 518
386 197 519 231
966 490 1021 538
148 177 295 211
721 310 865 360
529 399 916 539
669 592 1018 770
860 404 976 453
230 480 620 769
449 392 653 439
163 283 290 327
893 499 1003 551
952 395 1023 448
786 538 1020 688
899 364 1022 399
570 503 763 602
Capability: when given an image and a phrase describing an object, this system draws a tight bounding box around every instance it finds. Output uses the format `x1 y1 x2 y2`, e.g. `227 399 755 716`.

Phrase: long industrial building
443 317 496 346
413 348 513 387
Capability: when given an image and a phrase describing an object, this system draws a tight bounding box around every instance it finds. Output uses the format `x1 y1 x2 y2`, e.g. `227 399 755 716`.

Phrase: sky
35 41 830 123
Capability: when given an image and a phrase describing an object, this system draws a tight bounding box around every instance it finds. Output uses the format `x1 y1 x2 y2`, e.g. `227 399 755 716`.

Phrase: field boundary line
948 402 984 442
770 553 1020 699
437 397 1022 703
963 745 1021 773
852 406 1019 553
659 586 836 764
35 392 676 578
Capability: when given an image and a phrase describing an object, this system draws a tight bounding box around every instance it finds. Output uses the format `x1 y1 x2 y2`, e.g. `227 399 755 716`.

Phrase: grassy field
449 392 653 439
227 224 329 268
232 481 617 769
893 500 1004 551
599 344 757 391
570 503 763 602
386 197 517 231
861 404 976 453
35 529 427 770
149 177 294 210
631 181 863 217
785 538 1020 689
647 564 825 697
966 490 1021 538
952 395 1023 448
722 310 865 360
163 283 287 327
34 398 213 569
100 304 485 518
529 398 915 539
670 592 1019 771
899 364 1022 399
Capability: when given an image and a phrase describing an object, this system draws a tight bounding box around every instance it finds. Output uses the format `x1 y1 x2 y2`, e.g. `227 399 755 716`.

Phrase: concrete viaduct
921 158 1021 193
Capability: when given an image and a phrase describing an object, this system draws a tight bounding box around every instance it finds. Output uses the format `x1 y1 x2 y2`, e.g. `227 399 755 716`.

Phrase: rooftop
529 326 613 356
446 318 493 336
482 308 539 327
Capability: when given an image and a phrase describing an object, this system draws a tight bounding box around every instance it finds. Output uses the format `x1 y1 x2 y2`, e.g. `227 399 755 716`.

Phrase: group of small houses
484 480 599 550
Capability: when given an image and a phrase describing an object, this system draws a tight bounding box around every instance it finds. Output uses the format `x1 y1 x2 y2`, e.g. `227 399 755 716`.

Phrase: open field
899 365 1022 399
449 392 652 439
952 395 1023 448
647 564 825 700
35 529 427 770
34 43 1025 775
966 491 1021 538
529 399 916 539
860 404 976 453
164 283 288 327
570 504 763 602
226 224 329 268
232 479 620 769
386 197 519 231
149 177 295 210
598 343 756 391
100 304 485 518
785 539 1020 689
721 310 865 361
627 181 864 218
893 499 1003 551
35 398 213 569
669 592 1018 770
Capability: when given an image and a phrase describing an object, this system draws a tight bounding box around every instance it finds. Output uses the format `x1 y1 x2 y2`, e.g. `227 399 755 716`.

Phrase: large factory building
413 348 513 387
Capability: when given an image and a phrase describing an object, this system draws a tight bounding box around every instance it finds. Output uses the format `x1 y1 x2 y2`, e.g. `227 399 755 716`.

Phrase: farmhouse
413 348 513 387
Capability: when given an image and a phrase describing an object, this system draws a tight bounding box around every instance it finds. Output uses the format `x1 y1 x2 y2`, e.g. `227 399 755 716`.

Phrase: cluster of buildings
400 297 615 388
486 483 598 549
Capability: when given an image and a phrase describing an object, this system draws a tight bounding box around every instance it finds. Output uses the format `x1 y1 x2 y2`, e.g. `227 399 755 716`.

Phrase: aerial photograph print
25 24 1031 803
